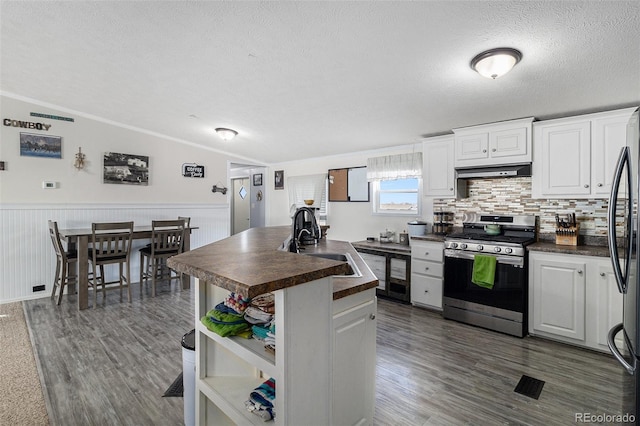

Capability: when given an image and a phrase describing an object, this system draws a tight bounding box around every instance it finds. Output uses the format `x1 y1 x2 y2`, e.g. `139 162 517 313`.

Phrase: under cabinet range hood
455 163 532 179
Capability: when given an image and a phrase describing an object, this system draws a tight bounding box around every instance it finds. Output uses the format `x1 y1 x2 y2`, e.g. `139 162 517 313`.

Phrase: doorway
231 177 250 235
229 162 266 235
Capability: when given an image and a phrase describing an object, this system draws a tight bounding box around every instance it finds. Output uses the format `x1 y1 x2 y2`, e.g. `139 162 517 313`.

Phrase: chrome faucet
289 207 320 253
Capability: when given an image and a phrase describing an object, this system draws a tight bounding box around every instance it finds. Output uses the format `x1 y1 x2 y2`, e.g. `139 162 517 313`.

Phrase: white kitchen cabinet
453 117 533 168
532 107 636 199
195 278 376 425
411 240 444 310
332 289 376 426
529 253 586 341
529 251 623 352
422 135 456 198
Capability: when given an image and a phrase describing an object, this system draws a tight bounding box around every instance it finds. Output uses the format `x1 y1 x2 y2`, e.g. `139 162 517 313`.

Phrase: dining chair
89 221 134 307
139 219 185 297
48 220 78 305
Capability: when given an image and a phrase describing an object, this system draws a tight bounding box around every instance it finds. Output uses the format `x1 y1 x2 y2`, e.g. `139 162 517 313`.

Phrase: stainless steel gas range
443 213 537 337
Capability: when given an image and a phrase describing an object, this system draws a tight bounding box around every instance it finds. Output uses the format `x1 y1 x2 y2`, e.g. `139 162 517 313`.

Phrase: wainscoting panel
0 203 230 303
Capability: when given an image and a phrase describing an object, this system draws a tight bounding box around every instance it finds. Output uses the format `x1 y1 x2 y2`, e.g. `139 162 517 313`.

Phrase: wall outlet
42 181 57 189
32 284 46 292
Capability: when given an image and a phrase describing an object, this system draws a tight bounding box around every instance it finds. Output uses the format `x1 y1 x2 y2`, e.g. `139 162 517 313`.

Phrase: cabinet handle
369 313 376 320
482 149 487 153
597 183 603 187
449 187 453 191
425 267 429 271
424 289 429 293
425 252 429 256
577 270 583 274
584 184 589 188
492 148 496 152
600 272 606 276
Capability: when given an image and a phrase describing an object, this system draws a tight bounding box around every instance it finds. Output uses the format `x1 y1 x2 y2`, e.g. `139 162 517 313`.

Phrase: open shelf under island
168 226 378 426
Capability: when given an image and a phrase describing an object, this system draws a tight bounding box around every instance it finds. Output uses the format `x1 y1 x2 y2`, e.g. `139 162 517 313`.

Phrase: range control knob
505 248 513 254
460 243 467 249
450 242 458 248
494 247 501 253
477 245 484 251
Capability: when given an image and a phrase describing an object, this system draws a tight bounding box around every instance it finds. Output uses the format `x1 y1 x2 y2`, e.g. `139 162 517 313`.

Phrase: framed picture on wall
274 170 284 190
19 133 62 158
103 152 149 185
253 173 263 186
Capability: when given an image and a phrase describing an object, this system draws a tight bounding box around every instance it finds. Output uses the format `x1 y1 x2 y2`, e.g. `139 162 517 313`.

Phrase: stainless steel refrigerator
608 107 640 423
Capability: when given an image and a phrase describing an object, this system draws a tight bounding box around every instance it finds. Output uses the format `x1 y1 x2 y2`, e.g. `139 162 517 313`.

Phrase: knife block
555 224 579 246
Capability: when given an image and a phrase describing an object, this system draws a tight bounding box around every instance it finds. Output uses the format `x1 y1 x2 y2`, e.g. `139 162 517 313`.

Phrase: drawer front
411 258 443 278
411 242 443 262
411 274 443 309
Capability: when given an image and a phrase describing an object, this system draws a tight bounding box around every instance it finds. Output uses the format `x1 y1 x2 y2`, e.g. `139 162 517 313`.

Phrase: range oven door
443 249 527 314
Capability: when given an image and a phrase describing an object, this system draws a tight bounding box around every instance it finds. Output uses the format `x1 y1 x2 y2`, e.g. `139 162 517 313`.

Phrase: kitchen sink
303 252 363 278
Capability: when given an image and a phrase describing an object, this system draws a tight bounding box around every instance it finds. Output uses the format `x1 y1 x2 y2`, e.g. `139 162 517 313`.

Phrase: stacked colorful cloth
201 302 251 338
224 292 251 314
244 306 273 325
249 293 275 314
245 378 276 421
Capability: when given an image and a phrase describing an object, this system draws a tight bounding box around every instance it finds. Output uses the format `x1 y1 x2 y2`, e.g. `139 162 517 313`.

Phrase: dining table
58 225 196 310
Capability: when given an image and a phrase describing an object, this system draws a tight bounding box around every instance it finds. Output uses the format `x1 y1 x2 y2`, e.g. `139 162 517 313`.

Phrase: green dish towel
472 254 497 289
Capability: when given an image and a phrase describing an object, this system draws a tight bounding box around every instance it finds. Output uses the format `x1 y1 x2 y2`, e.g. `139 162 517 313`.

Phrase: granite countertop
410 234 446 243
527 241 612 257
167 226 378 300
351 240 411 255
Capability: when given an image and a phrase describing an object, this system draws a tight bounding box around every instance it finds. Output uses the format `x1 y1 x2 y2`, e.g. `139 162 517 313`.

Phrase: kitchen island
168 226 378 425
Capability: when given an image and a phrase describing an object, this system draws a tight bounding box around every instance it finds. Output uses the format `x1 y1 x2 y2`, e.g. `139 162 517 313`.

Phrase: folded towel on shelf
244 306 274 325
245 378 276 421
224 292 251 313
201 308 251 337
252 325 270 341
250 293 275 314
471 254 497 289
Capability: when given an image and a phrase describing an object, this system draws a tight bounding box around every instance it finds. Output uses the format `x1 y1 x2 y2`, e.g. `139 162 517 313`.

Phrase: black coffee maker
289 207 321 252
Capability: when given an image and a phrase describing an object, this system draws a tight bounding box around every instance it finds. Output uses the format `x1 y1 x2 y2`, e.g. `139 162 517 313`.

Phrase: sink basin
303 252 363 278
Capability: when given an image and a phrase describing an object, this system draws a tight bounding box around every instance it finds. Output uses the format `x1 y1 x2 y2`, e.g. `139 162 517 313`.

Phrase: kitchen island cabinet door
332 290 376 426
529 252 586 342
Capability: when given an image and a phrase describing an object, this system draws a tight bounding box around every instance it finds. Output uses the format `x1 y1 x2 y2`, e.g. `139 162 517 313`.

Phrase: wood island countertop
167 226 379 300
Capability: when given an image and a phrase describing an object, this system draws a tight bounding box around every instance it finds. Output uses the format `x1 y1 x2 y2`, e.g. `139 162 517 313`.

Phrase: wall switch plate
42 181 57 189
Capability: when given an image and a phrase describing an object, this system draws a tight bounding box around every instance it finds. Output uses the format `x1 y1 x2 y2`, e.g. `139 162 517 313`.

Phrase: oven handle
444 249 524 267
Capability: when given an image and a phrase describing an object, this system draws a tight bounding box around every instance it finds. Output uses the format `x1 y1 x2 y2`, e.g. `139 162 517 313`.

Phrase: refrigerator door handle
608 323 636 375
608 146 632 294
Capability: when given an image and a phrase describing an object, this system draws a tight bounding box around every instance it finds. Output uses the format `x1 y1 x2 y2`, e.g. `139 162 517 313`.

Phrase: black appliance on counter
607 107 640 422
443 212 537 337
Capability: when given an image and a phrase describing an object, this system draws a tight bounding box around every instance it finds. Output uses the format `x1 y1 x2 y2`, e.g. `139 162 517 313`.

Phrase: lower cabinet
410 240 444 310
529 251 622 352
332 289 376 426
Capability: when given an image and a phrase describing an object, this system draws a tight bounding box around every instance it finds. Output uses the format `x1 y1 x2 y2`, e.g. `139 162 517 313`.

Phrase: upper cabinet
422 135 456 198
531 107 636 199
453 117 534 168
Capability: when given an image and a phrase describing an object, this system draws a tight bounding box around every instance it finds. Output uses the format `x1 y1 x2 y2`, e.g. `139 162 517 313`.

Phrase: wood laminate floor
24 287 626 425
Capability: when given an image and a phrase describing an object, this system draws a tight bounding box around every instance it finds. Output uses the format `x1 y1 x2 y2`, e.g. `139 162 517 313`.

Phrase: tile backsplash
432 177 610 237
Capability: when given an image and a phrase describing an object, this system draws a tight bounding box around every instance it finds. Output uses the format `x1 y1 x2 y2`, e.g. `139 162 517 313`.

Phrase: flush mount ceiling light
215 128 238 141
470 48 522 79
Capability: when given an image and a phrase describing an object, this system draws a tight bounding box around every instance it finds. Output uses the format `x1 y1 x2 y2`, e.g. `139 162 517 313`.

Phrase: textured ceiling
1 1 639 164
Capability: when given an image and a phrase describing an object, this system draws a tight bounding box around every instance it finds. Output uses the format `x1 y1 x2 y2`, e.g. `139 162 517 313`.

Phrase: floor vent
514 375 545 399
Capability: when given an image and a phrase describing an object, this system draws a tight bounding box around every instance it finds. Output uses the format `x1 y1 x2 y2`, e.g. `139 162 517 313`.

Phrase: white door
232 177 250 235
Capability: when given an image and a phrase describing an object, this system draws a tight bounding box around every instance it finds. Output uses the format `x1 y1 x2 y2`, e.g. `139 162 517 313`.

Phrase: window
372 177 421 215
367 152 422 216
